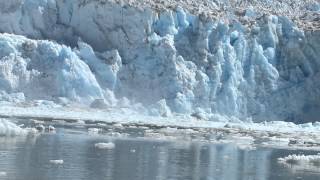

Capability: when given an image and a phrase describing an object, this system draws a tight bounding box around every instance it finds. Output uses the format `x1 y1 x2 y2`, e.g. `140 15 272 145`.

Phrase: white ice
49 160 64 165
278 154 320 172
0 172 6 176
0 118 28 136
95 142 115 149
278 154 320 164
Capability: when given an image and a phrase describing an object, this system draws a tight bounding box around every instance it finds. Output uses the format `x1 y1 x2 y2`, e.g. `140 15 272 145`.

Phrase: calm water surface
0 128 320 180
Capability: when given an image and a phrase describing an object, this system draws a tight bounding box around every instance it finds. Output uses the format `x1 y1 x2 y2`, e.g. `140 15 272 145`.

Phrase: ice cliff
0 0 319 123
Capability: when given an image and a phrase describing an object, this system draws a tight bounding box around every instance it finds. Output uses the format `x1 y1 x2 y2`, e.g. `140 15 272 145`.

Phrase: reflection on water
0 128 320 180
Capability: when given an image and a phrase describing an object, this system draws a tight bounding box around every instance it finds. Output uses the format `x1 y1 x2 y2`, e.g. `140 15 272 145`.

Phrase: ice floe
278 154 320 172
49 160 64 165
95 142 115 149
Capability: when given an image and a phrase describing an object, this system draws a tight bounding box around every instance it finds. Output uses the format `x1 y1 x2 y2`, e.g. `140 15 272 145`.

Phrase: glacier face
0 0 319 123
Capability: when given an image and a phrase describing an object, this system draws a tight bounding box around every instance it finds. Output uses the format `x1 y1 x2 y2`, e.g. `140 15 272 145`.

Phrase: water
1 127 320 180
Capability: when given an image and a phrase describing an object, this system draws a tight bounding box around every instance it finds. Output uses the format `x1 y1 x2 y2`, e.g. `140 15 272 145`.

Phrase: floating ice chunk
31 119 44 124
0 119 27 136
278 154 320 166
262 137 290 147
0 172 6 176
34 100 59 108
130 149 136 153
107 132 128 138
95 142 115 149
48 125 55 131
113 123 123 128
88 128 100 135
35 124 45 132
159 127 178 134
49 160 64 165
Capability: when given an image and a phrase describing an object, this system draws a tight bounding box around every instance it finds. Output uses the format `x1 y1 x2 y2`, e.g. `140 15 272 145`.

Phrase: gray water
1 128 320 180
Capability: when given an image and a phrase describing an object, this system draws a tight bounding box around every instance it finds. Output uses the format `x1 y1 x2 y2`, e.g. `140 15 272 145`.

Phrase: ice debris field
0 0 320 149
278 153 320 173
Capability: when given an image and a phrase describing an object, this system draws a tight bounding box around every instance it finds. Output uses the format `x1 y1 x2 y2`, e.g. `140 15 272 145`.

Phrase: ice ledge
2 105 320 150
1 105 320 134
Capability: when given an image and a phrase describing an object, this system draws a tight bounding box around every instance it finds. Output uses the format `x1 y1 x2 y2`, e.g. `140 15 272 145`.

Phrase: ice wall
0 0 319 123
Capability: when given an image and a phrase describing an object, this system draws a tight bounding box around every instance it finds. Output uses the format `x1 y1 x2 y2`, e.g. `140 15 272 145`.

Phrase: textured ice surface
278 154 320 163
0 118 27 136
3 105 320 150
278 154 320 172
0 0 319 123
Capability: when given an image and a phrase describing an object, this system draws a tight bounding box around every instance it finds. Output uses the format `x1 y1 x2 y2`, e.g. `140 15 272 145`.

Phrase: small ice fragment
223 155 230 159
130 149 136 153
48 125 55 131
0 119 28 136
26 128 38 135
145 129 154 133
77 120 86 125
95 142 115 149
35 124 45 131
113 123 123 128
31 119 44 124
0 172 7 176
88 128 100 134
49 160 64 165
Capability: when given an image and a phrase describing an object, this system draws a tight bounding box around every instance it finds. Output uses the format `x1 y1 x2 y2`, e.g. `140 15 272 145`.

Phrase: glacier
0 0 319 123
